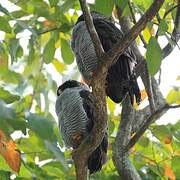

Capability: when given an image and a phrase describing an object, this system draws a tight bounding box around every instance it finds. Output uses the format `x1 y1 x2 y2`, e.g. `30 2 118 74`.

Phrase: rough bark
113 97 141 180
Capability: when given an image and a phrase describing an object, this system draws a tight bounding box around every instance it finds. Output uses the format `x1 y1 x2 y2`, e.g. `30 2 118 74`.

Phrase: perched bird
55 80 108 174
71 11 141 104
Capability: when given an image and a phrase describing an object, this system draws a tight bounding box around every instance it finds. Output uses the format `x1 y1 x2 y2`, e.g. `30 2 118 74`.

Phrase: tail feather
88 133 108 174
106 55 141 104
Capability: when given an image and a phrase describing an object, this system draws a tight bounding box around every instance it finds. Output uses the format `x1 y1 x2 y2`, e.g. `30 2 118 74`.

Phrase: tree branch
104 0 164 69
79 0 104 59
162 0 180 58
113 96 141 180
127 103 180 150
128 0 147 48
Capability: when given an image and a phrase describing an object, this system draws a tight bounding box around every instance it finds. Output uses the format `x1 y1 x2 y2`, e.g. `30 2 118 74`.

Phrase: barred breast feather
55 80 108 174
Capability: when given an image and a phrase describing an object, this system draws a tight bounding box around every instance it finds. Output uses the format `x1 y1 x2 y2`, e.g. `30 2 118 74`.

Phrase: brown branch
162 0 180 58
127 104 180 150
128 0 147 48
104 0 165 69
163 3 180 18
79 0 104 59
112 96 141 180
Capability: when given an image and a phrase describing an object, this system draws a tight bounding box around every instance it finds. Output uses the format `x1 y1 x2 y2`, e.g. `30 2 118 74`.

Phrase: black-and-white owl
71 11 141 104
55 80 108 174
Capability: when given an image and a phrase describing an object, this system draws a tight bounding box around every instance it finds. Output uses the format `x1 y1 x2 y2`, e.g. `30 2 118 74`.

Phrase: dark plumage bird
71 11 141 104
55 80 108 174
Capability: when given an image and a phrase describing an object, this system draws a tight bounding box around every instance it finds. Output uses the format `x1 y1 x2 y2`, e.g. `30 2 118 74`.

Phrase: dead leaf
164 162 175 180
164 135 172 144
0 130 21 173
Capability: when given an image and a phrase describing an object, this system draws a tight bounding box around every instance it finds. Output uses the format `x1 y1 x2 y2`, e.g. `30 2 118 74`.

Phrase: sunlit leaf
26 113 57 142
61 38 74 65
146 37 162 75
8 38 23 63
0 87 20 104
52 59 66 73
0 130 21 173
138 136 150 147
90 0 114 16
172 156 180 177
158 19 168 36
151 125 172 144
0 16 11 33
0 69 23 84
43 37 55 64
45 141 68 171
0 100 26 135
166 89 180 105
49 0 58 7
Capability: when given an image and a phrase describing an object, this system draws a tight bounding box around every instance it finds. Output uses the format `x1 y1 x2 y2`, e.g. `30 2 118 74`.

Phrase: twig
105 0 165 69
128 0 147 48
169 104 180 108
37 27 60 35
163 3 180 18
79 0 104 59
162 0 180 58
21 151 46 155
127 104 180 150
152 143 164 178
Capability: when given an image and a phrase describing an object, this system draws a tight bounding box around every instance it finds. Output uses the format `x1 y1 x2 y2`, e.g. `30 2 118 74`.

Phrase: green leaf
27 36 35 65
114 0 129 16
90 0 114 16
0 16 11 33
146 37 162 75
0 156 12 172
45 141 68 171
108 119 115 135
158 19 168 36
172 156 180 177
0 69 23 84
0 42 8 70
8 38 23 63
33 1 49 18
43 38 55 64
0 100 26 134
51 59 66 73
27 113 57 142
0 170 11 180
11 10 28 18
133 0 153 11
61 39 74 65
49 0 58 7
151 125 172 142
15 95 33 113
0 87 20 104
19 131 53 161
0 4 11 16
166 89 180 104
42 161 64 177
138 136 150 147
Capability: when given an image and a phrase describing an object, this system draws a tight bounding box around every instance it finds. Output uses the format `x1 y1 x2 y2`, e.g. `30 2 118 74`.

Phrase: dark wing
79 90 108 174
93 18 141 104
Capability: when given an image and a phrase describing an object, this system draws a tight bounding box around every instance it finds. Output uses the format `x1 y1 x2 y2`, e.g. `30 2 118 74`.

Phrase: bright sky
0 0 179 126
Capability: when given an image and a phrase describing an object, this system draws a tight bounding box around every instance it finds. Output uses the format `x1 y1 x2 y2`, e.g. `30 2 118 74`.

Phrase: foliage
0 0 179 179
